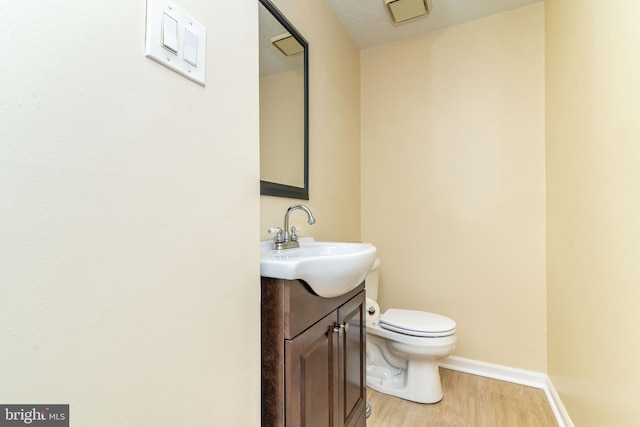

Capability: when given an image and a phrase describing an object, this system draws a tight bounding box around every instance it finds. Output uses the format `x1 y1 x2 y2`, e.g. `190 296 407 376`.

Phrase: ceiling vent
270 33 304 57
384 0 433 25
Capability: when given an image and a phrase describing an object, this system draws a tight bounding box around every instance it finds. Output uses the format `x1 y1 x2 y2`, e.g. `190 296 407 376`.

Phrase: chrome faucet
269 204 316 250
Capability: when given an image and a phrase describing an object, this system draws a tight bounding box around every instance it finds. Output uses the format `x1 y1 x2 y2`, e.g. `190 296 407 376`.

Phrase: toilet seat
380 308 456 337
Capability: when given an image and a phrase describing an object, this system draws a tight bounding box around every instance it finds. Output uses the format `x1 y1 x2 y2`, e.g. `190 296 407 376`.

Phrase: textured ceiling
326 0 543 51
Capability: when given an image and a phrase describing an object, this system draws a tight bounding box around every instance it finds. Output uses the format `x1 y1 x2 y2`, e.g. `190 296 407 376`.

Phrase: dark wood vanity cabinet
261 278 366 427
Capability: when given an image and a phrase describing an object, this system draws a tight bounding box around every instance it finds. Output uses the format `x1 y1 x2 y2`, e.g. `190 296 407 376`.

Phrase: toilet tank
366 258 381 301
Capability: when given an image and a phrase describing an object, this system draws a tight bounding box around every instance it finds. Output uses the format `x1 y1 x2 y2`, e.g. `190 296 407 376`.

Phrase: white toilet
365 259 457 404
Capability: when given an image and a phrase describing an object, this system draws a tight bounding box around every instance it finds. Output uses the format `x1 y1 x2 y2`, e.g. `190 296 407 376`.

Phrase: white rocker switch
184 28 198 66
162 13 178 54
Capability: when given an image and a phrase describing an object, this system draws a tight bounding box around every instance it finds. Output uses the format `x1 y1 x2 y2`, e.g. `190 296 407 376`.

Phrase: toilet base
367 357 444 404
366 332 455 404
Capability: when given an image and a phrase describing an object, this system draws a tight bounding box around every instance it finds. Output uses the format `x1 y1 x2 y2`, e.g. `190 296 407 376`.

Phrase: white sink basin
260 238 377 298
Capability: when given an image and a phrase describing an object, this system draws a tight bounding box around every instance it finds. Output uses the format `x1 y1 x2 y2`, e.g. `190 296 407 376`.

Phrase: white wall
362 4 547 372
546 0 640 425
0 1 260 425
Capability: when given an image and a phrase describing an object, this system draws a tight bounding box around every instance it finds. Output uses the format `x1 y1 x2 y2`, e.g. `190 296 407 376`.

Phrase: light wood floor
366 368 558 427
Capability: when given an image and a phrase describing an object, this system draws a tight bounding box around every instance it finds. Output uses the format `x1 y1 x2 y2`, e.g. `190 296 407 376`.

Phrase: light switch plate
145 0 206 86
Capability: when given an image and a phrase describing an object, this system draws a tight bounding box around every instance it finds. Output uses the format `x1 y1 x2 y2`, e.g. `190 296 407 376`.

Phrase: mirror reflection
259 0 309 199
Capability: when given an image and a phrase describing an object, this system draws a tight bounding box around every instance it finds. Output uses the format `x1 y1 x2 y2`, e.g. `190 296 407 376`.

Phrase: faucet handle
290 226 301 242
268 227 284 243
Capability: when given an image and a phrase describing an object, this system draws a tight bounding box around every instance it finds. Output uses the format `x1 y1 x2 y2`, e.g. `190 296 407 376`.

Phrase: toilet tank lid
380 308 456 336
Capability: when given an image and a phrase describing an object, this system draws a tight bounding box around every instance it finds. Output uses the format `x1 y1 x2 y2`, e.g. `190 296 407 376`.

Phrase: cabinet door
338 291 366 427
285 310 339 427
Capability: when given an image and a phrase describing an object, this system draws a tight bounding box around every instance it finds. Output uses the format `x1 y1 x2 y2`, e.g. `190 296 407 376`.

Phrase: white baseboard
439 355 547 388
439 356 573 427
543 375 575 427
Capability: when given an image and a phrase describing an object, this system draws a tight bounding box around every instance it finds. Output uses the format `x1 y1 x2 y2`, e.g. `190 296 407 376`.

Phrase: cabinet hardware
333 322 349 336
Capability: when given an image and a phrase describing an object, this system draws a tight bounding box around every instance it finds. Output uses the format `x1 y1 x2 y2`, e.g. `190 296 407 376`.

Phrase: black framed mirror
259 0 309 200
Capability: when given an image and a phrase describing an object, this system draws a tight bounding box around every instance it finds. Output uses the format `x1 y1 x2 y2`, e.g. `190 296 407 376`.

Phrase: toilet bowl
365 259 457 404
